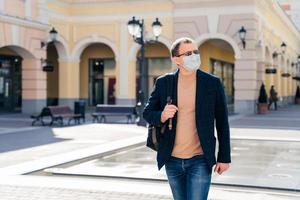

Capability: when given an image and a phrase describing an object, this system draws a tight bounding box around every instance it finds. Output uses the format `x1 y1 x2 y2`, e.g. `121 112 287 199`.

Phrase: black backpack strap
167 73 174 103
170 74 174 100
167 73 174 130
160 73 174 133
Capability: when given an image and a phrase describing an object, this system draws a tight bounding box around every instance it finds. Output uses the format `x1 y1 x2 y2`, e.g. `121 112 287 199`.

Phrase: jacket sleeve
215 78 231 163
142 77 164 127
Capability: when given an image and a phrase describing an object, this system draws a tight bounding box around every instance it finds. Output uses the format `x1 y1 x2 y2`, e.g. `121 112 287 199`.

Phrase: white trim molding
0 45 36 59
71 35 119 61
195 33 242 59
0 13 49 30
129 34 172 62
53 34 70 60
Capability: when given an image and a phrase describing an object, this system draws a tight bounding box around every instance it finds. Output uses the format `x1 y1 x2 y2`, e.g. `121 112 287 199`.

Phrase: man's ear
172 56 180 66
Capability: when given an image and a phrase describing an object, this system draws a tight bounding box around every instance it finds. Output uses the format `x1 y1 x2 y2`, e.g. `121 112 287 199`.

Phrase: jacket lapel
196 69 206 124
168 68 179 131
173 68 179 107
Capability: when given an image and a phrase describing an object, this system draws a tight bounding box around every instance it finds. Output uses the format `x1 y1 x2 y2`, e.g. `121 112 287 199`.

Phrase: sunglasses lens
186 50 199 56
179 50 200 57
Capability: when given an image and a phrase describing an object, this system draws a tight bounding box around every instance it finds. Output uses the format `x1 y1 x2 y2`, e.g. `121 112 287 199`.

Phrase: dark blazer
143 68 231 172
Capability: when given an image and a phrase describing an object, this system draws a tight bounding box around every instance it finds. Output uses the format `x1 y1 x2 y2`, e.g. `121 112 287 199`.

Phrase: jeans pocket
191 157 212 176
165 160 182 178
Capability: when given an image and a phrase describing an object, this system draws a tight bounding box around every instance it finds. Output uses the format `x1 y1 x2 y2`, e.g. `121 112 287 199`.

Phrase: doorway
0 55 22 112
89 59 104 106
211 58 234 105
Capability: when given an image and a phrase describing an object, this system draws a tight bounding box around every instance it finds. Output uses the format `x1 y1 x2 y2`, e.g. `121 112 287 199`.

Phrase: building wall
45 0 300 113
3 0 39 20
258 0 300 107
278 0 300 31
0 0 48 113
0 0 299 114
46 0 175 106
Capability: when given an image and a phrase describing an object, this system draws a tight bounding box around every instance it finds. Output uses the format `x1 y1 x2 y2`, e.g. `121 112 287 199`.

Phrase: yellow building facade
0 0 299 114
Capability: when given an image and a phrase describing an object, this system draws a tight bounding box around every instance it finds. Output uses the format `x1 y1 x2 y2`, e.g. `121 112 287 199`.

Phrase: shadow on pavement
0 128 70 153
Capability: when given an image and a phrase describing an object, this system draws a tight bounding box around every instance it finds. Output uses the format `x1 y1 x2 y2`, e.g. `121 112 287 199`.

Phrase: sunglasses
176 50 199 57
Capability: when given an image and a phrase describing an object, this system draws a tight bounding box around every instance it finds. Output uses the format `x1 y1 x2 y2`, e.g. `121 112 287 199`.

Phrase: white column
37 0 49 23
116 20 135 105
25 0 32 19
0 0 5 13
58 58 80 108
22 59 47 114
234 58 258 114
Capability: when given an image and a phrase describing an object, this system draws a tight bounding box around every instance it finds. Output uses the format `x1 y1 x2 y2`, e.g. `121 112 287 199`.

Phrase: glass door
89 59 104 106
0 56 22 112
0 76 12 111
211 59 234 105
223 63 234 104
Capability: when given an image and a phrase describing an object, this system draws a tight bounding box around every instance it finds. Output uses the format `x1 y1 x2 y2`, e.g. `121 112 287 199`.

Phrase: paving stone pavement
1 182 299 200
0 185 173 200
1 105 300 199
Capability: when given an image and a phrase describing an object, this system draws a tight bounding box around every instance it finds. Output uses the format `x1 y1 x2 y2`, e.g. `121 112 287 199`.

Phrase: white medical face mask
182 54 201 71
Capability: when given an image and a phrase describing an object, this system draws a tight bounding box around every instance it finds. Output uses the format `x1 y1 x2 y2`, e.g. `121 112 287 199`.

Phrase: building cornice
171 0 254 8
48 4 256 23
256 0 300 39
255 0 300 54
50 0 171 7
0 13 50 30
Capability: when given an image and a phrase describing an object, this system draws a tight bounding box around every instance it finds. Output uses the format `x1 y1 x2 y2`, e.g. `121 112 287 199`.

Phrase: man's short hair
170 37 196 57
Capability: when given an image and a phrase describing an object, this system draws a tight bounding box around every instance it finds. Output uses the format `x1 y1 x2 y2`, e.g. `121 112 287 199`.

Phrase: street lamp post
296 55 300 78
272 42 287 58
238 26 247 49
127 16 162 126
41 27 58 48
41 27 58 72
291 55 300 81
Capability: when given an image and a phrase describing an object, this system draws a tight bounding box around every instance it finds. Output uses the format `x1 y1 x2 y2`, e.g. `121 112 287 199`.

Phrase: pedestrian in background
268 85 278 110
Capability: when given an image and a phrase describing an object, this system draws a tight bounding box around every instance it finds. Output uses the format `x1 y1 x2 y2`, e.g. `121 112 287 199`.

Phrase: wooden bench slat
35 106 82 126
92 105 136 123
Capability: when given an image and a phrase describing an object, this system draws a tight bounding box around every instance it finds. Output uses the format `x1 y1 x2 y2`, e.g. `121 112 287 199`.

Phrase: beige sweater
171 71 204 158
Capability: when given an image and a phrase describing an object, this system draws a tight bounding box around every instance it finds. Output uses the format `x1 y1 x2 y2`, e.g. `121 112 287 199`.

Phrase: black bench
48 106 82 126
91 105 136 123
31 107 51 126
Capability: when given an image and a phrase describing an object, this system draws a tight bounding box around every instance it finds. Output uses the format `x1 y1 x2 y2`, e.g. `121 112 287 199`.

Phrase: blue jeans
164 154 212 200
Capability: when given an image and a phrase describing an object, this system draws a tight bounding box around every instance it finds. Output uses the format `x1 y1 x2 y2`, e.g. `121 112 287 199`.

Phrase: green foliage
296 86 300 98
258 83 268 103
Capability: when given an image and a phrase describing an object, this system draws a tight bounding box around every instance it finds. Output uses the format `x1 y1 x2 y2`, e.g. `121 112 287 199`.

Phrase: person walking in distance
143 37 231 200
268 85 278 110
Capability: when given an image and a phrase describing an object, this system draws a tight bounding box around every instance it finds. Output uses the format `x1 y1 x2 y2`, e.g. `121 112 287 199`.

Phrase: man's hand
161 104 178 123
214 162 230 175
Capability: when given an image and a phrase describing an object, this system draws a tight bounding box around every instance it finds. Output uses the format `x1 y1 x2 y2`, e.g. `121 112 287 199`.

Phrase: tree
258 83 268 103
296 86 300 98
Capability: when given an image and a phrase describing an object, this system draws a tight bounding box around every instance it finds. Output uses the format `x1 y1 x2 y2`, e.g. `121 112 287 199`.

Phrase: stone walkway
0 175 299 200
0 185 172 200
0 105 300 199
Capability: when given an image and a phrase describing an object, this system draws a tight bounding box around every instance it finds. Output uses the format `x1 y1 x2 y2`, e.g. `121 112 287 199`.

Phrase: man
268 85 278 110
143 37 231 200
